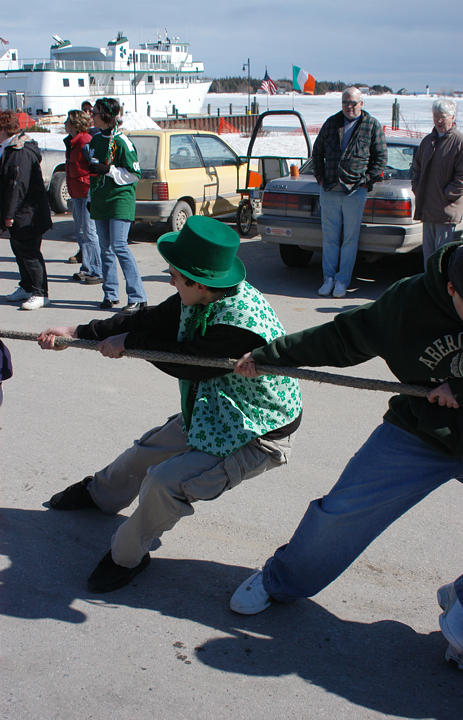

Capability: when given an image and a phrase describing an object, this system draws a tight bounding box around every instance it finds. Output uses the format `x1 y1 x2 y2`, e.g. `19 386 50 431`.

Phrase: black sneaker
84 276 104 285
100 298 120 309
121 302 147 313
49 476 97 510
88 551 150 593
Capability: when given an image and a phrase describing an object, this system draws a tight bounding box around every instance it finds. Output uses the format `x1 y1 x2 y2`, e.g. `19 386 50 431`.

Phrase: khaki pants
88 413 293 567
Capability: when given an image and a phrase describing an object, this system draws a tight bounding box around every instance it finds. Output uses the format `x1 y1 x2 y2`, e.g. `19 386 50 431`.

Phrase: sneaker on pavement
318 278 335 296
21 295 50 310
121 301 147 313
333 281 347 298
230 570 272 615
437 582 463 656
4 286 32 302
49 476 98 510
87 551 150 593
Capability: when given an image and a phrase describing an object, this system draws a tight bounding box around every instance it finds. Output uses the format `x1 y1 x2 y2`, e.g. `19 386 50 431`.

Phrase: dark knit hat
447 245 463 297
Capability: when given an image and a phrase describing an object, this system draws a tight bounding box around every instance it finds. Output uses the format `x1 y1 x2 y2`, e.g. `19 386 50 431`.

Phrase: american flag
260 70 277 95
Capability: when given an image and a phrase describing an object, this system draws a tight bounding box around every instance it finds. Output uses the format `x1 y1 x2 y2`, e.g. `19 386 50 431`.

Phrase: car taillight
364 198 412 218
152 182 169 200
262 192 289 210
262 192 310 212
373 199 412 217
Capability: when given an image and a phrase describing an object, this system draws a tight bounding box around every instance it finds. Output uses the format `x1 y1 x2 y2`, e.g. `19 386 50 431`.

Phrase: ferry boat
0 32 211 118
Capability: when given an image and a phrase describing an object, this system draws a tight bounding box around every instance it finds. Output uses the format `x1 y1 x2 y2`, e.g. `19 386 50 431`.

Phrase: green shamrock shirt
178 281 302 457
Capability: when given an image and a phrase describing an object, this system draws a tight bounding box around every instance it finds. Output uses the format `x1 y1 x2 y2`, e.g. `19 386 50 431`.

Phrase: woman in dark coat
0 110 52 310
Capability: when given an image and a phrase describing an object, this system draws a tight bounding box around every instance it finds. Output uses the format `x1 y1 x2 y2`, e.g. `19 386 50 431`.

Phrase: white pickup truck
39 146 69 213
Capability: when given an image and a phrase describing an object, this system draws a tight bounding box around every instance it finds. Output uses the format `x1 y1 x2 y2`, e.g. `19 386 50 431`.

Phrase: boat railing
17 58 205 74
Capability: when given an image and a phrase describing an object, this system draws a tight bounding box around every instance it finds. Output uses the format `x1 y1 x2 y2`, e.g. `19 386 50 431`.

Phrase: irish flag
292 66 315 94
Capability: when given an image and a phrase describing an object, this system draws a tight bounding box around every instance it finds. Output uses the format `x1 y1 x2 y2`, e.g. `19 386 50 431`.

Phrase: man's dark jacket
312 109 387 192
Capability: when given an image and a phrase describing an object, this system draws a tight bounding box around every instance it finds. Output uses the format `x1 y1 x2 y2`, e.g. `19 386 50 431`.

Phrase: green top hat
157 216 246 288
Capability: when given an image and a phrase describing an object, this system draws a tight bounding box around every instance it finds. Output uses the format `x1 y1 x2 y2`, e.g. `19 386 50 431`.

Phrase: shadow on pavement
237 238 424 307
1 506 462 719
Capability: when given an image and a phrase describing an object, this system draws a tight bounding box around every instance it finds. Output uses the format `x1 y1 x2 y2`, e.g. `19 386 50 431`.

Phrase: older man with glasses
312 87 386 298
412 99 463 268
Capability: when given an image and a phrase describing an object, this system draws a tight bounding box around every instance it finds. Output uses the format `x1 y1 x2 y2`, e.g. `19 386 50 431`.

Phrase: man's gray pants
422 223 456 267
87 413 293 567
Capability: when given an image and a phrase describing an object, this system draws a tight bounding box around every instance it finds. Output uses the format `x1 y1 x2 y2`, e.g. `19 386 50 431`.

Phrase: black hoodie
252 243 463 455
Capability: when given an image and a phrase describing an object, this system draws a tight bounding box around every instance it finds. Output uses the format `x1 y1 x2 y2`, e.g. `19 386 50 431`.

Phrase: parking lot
1 216 462 720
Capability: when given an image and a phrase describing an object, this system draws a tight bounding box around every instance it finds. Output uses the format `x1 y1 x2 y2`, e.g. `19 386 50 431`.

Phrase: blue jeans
262 422 463 603
95 219 146 304
72 198 102 277
320 186 367 286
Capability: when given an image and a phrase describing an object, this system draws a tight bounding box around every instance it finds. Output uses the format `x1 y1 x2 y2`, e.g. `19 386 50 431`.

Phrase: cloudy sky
2 0 462 92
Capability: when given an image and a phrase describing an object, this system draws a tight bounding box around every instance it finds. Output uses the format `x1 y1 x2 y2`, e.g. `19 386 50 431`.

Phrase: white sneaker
333 281 347 298
318 278 334 296
21 295 50 311
437 582 463 663
230 571 272 615
4 286 32 302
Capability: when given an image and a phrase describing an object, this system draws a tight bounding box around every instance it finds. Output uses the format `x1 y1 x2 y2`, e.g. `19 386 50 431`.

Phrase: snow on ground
28 94 462 158
29 111 161 150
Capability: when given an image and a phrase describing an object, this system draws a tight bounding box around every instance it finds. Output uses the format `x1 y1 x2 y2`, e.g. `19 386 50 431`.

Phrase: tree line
209 77 393 95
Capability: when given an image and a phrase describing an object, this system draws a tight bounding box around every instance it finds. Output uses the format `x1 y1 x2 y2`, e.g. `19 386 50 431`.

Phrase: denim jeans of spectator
320 186 367 287
72 197 102 278
262 422 463 602
422 223 456 268
94 219 146 304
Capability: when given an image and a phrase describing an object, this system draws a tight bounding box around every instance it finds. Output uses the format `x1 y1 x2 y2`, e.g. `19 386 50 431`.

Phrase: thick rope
0 329 429 398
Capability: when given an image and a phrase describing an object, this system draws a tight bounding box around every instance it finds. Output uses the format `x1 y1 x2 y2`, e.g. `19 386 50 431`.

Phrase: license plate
265 227 293 237
249 189 263 200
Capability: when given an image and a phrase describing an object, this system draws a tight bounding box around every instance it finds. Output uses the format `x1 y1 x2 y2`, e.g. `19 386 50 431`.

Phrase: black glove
91 162 110 175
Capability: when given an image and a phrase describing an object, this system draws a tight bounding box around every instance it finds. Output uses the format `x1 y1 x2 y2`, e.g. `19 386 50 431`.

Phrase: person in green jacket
90 97 147 313
231 241 463 670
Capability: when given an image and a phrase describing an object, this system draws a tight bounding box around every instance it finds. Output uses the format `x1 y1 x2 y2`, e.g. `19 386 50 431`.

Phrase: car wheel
236 200 253 236
168 201 192 232
279 243 313 267
48 171 70 214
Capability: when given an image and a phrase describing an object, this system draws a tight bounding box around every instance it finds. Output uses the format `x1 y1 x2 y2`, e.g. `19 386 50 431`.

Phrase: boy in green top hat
38 216 302 593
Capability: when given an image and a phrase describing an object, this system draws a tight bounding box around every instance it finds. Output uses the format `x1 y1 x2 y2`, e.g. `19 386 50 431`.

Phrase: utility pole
242 58 250 114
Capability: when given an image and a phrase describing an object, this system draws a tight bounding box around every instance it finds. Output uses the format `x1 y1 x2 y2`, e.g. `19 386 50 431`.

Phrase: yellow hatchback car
128 129 248 231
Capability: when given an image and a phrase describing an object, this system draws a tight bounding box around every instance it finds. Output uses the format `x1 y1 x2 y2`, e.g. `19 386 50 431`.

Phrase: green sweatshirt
89 129 141 220
252 243 463 455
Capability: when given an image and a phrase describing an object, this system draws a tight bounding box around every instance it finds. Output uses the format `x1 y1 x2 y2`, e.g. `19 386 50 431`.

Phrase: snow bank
119 113 161 131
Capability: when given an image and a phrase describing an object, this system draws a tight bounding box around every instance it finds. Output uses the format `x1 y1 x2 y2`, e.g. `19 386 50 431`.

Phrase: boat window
63 78 69 87
78 79 84 87
147 76 153 83
194 135 238 167
130 135 160 177
169 135 202 169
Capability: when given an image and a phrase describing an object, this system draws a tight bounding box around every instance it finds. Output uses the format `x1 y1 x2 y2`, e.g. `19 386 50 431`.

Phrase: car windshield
299 141 417 179
130 135 160 177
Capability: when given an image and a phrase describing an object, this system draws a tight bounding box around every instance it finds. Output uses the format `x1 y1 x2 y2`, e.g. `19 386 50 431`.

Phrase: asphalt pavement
1 216 462 720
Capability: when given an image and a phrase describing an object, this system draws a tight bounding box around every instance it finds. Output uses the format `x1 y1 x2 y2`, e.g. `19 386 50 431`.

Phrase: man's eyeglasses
342 101 360 107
